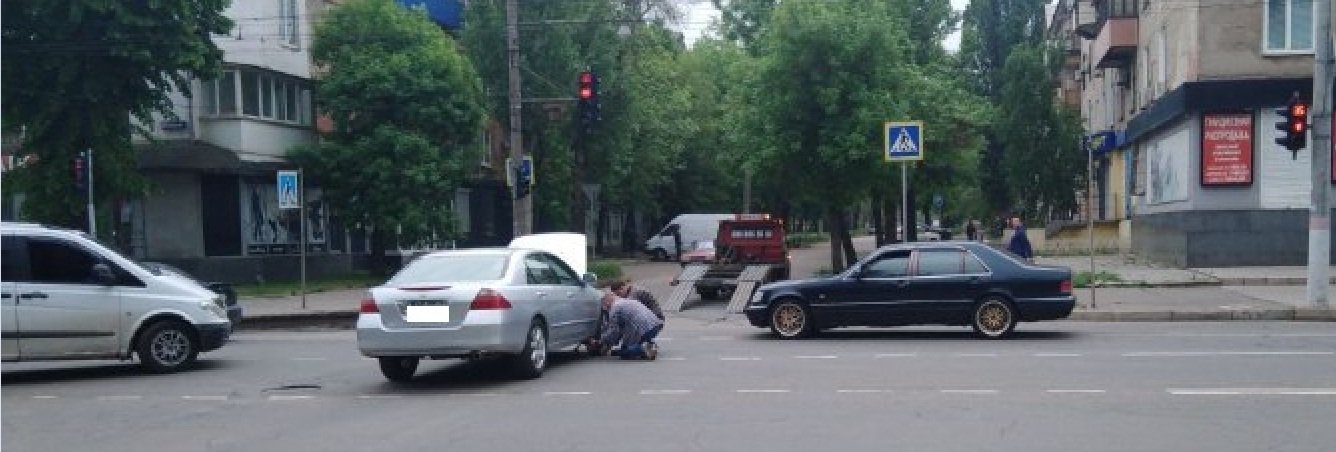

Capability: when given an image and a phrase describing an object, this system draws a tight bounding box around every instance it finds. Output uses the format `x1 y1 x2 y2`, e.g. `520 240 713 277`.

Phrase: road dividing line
794 355 838 359
1046 390 1106 394
956 353 999 357
1124 351 1333 357
355 395 404 400
1034 353 1082 357
182 395 229 401
458 392 505 397
660 357 687 361
31 395 58 399
1169 388 1336 396
940 390 999 394
837 389 892 394
268 395 315 401
736 389 790 394
719 356 762 361
543 391 592 396
640 389 691 395
875 353 917 358
96 395 142 401
292 357 328 361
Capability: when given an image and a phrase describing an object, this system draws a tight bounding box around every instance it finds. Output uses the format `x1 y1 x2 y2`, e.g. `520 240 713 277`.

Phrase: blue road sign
277 170 300 209
884 121 924 162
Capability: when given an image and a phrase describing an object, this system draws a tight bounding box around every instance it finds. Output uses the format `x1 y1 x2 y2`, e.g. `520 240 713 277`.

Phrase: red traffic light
578 71 594 100
1292 103 1308 117
579 72 593 84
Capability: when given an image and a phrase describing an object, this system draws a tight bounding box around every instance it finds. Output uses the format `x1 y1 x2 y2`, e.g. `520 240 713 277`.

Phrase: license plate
405 302 450 323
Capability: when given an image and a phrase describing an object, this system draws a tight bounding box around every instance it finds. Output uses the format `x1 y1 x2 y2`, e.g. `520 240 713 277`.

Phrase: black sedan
744 242 1075 339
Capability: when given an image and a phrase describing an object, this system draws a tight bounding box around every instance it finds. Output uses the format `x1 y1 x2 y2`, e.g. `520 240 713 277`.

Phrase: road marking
837 389 892 394
355 395 404 399
97 395 143 401
543 391 592 396
875 353 917 358
1046 389 1106 394
660 357 686 361
719 357 762 361
737 389 790 394
656 337 675 342
31 395 58 399
182 395 229 401
459 392 505 397
1124 351 1334 357
268 395 315 401
640 389 691 395
1169 388 1336 395
956 353 999 357
794 355 838 359
940 390 999 394
292 357 328 361
1034 353 1082 357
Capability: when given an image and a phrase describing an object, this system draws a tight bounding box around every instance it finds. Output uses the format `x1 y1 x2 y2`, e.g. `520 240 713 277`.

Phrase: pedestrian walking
1007 216 1034 262
609 279 665 321
593 292 662 360
965 220 978 241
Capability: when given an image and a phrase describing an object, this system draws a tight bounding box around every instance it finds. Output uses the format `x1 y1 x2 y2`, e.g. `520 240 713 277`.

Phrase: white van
1 222 232 373
644 214 734 260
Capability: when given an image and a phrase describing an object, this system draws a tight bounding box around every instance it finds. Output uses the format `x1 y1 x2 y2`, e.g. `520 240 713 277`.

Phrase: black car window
1 235 27 281
916 250 965 276
863 251 910 278
540 253 582 286
26 238 99 285
963 252 989 274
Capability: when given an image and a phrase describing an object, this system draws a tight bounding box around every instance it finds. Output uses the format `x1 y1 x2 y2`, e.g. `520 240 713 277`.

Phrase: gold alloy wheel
772 303 806 337
976 300 1013 336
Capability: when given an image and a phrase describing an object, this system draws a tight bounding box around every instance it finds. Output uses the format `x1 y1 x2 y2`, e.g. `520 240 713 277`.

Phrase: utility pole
506 0 531 236
1308 0 1333 308
86 148 95 237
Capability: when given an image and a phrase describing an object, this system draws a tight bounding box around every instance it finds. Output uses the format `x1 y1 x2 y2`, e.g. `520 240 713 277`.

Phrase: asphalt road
4 321 1336 452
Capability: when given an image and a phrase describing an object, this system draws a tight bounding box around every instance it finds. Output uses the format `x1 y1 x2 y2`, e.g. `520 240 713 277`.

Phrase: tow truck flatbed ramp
726 264 772 313
665 264 709 312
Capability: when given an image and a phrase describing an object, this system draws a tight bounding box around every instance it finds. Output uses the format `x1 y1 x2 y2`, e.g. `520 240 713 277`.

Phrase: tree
995 44 1084 222
712 0 776 54
290 0 485 275
2 0 231 231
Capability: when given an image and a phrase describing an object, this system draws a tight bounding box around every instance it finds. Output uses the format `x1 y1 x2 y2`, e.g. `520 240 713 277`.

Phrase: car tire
652 248 668 261
769 299 814 339
137 320 199 373
511 321 548 379
972 296 1017 339
379 356 420 382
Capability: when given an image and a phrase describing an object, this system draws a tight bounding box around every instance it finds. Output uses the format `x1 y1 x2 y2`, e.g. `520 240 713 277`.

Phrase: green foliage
235 272 385 298
995 44 1085 222
2 0 231 231
588 260 624 281
292 0 485 260
785 232 826 249
1073 270 1123 289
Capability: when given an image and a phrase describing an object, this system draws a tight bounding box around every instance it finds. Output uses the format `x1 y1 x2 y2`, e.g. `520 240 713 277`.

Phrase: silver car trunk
371 283 492 329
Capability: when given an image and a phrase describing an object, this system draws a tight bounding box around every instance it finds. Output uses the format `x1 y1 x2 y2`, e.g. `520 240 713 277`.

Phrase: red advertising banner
1201 113 1253 186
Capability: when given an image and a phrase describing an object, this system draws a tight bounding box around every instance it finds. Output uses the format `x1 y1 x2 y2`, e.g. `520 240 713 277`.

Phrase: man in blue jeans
594 292 663 360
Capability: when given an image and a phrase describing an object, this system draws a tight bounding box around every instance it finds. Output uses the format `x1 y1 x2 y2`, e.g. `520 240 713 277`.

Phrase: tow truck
664 214 790 313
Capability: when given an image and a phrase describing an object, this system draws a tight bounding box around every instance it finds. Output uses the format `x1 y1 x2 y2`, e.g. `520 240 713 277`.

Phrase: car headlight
749 290 766 304
201 298 227 319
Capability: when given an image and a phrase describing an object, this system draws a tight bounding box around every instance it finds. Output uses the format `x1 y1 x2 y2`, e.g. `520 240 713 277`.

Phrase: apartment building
1058 0 1331 266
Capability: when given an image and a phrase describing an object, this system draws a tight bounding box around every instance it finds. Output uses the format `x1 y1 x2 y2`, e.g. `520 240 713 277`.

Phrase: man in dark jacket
1007 216 1034 262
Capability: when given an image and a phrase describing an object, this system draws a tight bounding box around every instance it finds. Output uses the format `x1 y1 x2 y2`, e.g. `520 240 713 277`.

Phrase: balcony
1093 17 1137 68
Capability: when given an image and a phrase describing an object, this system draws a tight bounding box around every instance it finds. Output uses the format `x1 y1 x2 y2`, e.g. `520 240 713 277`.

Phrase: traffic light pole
1308 0 1333 308
506 0 532 237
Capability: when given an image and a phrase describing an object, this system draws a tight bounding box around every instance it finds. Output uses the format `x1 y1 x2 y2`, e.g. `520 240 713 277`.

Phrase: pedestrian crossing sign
884 121 923 162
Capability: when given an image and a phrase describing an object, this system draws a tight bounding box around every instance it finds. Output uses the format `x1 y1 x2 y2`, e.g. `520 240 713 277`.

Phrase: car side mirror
582 273 598 285
92 263 116 286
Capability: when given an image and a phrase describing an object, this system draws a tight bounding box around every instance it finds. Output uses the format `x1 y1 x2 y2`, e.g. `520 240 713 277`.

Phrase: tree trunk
871 191 885 246
883 195 897 244
595 197 608 256
839 214 857 266
905 180 918 242
369 226 390 277
826 208 844 273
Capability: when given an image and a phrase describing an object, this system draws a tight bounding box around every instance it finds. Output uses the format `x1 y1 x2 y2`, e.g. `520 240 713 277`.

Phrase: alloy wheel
151 329 190 366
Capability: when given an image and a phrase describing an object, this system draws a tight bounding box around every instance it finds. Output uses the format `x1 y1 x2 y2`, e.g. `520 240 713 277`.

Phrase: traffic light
1275 92 1309 153
577 70 600 132
72 152 87 192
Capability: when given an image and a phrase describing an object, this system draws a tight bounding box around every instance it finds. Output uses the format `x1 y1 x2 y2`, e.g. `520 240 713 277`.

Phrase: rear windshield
387 253 510 285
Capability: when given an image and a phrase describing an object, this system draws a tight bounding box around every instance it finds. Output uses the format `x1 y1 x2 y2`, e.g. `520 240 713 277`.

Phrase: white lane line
1169 388 1336 395
655 337 674 342
1034 353 1082 357
31 395 58 399
1125 351 1334 357
660 357 686 361
292 357 328 361
875 353 918 358
268 395 315 401
182 395 229 401
97 395 142 401
956 353 999 357
794 355 838 359
543 391 592 396
719 357 762 361
736 389 791 394
640 389 691 395
1046 389 1107 394
837 389 892 394
459 392 505 397
356 395 404 400
941 390 999 394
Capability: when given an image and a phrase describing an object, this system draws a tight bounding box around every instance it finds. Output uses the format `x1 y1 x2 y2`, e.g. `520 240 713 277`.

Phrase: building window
218 71 237 114
280 0 300 48
200 69 311 125
261 75 275 119
241 71 260 116
1266 0 1315 52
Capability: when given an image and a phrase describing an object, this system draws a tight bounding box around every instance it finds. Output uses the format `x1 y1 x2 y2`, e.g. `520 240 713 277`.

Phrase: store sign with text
1201 113 1253 186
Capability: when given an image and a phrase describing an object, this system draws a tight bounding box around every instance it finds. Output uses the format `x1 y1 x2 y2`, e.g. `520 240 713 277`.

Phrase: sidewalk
236 240 1336 329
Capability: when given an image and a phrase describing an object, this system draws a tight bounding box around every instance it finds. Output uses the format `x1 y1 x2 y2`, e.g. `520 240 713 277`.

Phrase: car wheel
511 321 547 379
137 320 199 373
972 296 1017 339
652 248 668 261
697 288 719 300
378 356 420 382
769 299 814 339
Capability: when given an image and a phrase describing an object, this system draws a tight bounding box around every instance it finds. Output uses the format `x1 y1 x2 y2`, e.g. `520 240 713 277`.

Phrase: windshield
694 240 714 250
387 253 510 285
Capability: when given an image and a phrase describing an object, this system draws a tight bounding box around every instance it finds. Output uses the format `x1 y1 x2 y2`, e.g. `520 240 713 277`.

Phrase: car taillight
470 289 512 310
359 298 380 313
1059 280 1073 294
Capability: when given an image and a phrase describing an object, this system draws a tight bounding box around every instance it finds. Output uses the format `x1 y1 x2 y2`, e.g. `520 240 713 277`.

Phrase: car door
822 249 912 326
2 235 23 360
539 253 593 346
14 235 121 359
907 248 982 323
521 253 572 345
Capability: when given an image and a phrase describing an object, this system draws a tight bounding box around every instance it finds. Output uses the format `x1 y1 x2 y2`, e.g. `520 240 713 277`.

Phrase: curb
1068 308 1336 321
1091 280 1223 289
238 311 357 330
1214 277 1336 286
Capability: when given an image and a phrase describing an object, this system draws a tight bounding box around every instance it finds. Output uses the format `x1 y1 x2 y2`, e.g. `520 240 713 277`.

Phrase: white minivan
643 213 733 260
1 222 232 372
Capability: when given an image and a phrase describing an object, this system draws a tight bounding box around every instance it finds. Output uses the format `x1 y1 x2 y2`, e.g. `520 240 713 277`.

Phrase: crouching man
593 292 663 360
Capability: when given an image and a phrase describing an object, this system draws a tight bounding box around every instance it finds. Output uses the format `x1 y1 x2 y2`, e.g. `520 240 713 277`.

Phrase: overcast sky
678 0 979 53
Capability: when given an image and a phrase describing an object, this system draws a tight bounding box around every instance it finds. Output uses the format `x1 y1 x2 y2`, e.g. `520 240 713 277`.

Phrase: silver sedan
357 248 603 382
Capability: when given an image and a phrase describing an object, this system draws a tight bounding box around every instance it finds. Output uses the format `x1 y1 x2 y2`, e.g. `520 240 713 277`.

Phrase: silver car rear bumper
356 311 528 358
